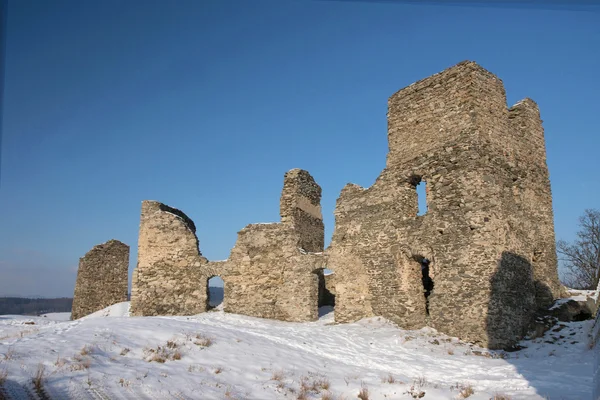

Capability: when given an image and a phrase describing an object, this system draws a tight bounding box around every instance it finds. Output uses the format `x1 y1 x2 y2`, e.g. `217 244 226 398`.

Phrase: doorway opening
315 269 335 317
206 276 224 311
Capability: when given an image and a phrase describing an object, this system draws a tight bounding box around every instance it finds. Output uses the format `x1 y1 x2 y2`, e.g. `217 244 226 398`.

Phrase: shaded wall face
130 201 208 316
71 240 129 320
487 252 536 349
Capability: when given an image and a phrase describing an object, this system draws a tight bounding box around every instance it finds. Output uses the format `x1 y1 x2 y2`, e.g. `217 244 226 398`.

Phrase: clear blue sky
1 0 598 297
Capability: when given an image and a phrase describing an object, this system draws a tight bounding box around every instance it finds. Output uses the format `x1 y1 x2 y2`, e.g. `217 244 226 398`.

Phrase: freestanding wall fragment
326 60 564 349
130 201 212 316
71 239 129 320
224 169 326 322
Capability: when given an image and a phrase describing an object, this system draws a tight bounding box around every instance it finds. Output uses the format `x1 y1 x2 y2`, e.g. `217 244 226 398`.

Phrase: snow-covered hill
0 303 595 399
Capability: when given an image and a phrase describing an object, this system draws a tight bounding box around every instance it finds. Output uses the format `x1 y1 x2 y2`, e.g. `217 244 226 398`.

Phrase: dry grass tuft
80 345 94 356
490 395 512 400
32 364 45 393
214 367 223 374
312 377 330 392
321 392 334 400
357 386 369 400
0 367 8 386
381 373 396 384
459 384 475 398
194 334 213 348
271 370 285 381
54 355 67 368
70 354 91 371
143 341 183 363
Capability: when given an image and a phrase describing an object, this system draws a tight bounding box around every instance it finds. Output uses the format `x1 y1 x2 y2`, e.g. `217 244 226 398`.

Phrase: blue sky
1 0 598 297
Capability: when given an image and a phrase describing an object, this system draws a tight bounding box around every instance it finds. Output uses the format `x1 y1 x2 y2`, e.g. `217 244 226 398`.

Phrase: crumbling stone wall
224 169 326 321
130 201 213 316
327 61 564 349
130 170 325 321
71 239 129 320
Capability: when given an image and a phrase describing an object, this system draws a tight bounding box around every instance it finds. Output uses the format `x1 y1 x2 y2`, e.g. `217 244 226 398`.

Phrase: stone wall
224 169 327 321
71 239 129 320
130 201 212 316
326 60 563 349
130 169 326 321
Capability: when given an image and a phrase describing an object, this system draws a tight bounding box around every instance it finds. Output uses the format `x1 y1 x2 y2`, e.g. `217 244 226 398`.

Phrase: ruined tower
326 61 563 349
71 239 129 320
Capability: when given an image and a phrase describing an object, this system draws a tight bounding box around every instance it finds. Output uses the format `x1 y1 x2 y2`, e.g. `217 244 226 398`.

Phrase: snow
549 289 597 310
0 303 595 400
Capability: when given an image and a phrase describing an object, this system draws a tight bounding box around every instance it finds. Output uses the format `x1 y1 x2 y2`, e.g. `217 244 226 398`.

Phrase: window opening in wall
315 268 335 318
207 276 224 311
416 180 428 216
421 258 434 315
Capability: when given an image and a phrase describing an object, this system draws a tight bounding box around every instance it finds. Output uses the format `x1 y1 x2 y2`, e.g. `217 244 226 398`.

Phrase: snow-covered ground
0 303 595 400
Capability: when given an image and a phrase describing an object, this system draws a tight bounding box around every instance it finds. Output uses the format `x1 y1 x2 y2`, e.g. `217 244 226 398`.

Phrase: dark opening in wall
420 258 434 315
206 276 224 310
314 269 335 317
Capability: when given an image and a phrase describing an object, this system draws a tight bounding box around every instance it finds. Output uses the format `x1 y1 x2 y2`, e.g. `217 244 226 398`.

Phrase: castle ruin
74 61 565 349
71 239 129 320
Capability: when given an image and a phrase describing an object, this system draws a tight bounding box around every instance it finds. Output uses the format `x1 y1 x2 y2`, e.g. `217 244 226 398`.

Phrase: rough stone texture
224 169 326 321
130 201 212 316
326 60 564 349
130 170 325 321
71 240 129 320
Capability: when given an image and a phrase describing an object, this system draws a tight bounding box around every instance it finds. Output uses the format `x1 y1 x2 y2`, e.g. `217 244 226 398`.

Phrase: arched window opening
207 276 224 311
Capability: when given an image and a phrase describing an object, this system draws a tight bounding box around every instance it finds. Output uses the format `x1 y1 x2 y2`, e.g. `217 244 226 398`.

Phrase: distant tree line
0 297 73 315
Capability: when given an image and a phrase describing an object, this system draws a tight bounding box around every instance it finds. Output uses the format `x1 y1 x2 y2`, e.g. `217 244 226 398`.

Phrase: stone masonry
130 169 327 321
326 60 564 349
224 169 326 321
111 60 565 349
71 239 129 320
130 201 211 316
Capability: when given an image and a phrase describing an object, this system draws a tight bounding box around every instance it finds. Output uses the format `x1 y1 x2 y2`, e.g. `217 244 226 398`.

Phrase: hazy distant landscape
0 298 73 316
0 287 223 316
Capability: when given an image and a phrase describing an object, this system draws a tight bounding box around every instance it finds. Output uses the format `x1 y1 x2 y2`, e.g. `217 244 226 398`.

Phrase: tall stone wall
130 201 213 316
224 169 326 322
327 61 563 349
71 239 129 320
